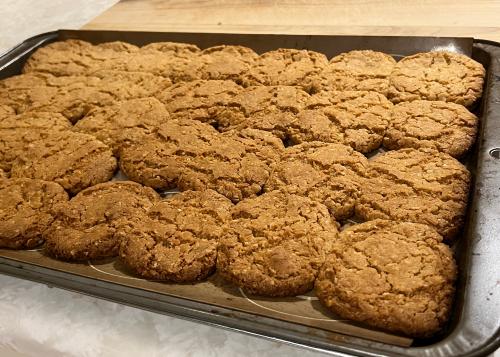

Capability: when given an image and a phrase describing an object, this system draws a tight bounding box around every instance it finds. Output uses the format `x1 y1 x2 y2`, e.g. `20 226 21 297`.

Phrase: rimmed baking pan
0 30 499 357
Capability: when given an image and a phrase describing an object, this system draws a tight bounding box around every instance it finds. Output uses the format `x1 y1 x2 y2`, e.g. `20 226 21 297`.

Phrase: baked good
10 131 117 194
43 181 159 261
288 91 393 153
0 168 6 179
217 190 339 296
0 111 72 171
388 51 485 107
156 79 243 125
23 40 139 76
199 45 258 82
74 97 170 156
0 105 15 119
315 219 457 337
314 50 396 94
265 142 368 220
120 119 283 202
356 148 470 239
118 189 232 281
0 178 68 249
384 100 478 157
241 49 328 92
216 85 310 139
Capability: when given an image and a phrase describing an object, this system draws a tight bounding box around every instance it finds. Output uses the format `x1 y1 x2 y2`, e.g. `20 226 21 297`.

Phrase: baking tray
0 30 499 357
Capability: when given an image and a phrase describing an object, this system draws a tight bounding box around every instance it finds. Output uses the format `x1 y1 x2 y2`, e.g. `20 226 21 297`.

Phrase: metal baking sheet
0 30 499 357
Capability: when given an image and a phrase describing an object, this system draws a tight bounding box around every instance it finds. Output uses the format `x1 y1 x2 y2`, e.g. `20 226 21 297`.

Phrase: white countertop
0 2 325 356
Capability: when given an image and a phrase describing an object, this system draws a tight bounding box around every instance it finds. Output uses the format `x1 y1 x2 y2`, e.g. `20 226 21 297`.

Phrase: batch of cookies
0 39 486 338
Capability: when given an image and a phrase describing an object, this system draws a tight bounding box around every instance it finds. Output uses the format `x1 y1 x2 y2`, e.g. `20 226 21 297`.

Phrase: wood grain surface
83 0 500 42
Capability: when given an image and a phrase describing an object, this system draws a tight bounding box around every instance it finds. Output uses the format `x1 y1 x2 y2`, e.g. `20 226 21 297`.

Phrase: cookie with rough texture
217 191 339 297
10 131 117 194
265 142 368 220
316 219 457 337
0 169 6 179
0 178 68 249
120 119 283 202
156 80 243 125
0 105 15 118
388 51 485 107
315 50 396 94
199 45 258 82
289 91 393 153
0 111 72 171
241 49 328 92
43 181 159 261
384 100 478 157
74 97 170 156
140 42 201 57
356 148 470 239
216 85 311 138
118 190 232 281
23 40 139 76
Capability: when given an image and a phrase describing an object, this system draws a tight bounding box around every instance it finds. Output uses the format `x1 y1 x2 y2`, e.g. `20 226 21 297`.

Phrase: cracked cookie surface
388 51 485 107
0 178 68 249
356 148 470 239
0 111 72 172
289 90 393 153
241 49 328 92
199 45 258 82
315 219 457 337
120 120 283 202
217 191 339 297
384 100 478 157
74 97 170 156
43 181 159 261
118 189 233 282
265 142 368 220
315 50 396 94
10 131 117 194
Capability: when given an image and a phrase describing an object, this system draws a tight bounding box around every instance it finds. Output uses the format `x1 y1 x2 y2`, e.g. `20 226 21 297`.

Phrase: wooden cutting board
83 0 500 42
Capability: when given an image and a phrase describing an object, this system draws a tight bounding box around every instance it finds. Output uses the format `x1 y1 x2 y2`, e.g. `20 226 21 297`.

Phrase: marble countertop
0 2 325 356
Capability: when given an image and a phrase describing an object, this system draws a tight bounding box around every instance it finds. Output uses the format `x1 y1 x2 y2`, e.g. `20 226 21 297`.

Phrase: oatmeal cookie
265 142 368 220
118 190 232 282
384 100 478 157
241 48 328 92
217 191 339 296
315 50 396 94
10 131 117 194
388 51 485 107
74 97 170 156
0 111 72 171
355 148 470 239
315 219 457 337
199 45 258 82
43 181 159 261
0 178 68 249
288 91 393 153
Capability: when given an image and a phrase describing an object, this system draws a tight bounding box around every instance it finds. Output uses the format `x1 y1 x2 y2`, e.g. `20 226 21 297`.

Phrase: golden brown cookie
156 79 243 125
356 148 470 239
118 190 233 282
388 51 485 107
10 131 117 194
199 45 258 82
265 142 368 220
315 219 457 338
241 48 328 92
74 97 170 156
0 111 72 171
216 85 311 139
23 40 139 76
0 105 15 118
384 100 478 157
217 191 339 297
288 91 393 153
315 50 396 94
43 181 159 261
0 178 68 249
120 119 283 202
